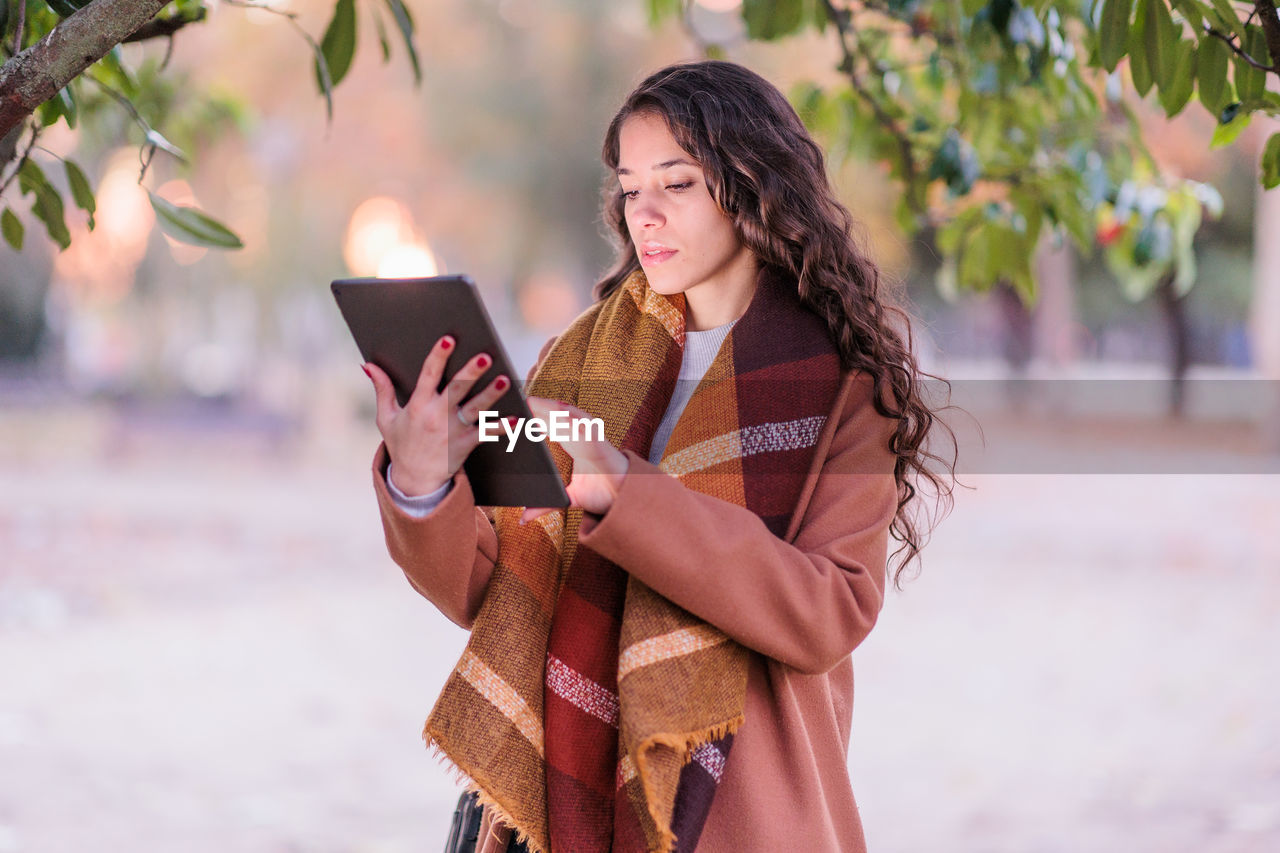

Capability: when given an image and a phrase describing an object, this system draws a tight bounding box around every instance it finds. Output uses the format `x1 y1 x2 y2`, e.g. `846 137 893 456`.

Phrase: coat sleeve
574 371 899 674
371 335 560 629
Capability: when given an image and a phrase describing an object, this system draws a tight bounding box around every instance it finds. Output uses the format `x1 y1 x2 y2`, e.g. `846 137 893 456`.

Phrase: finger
520 507 556 524
443 351 495 410
450 413 516 468
457 373 510 427
529 398 597 431
411 335 456 406
526 396 569 419
364 362 401 426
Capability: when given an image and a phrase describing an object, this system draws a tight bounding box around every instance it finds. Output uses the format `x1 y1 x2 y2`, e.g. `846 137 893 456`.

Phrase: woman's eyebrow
616 158 697 175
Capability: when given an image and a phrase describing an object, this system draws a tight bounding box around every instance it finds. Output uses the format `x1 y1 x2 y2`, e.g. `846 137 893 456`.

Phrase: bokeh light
52 148 155 306
376 242 440 278
343 196 423 276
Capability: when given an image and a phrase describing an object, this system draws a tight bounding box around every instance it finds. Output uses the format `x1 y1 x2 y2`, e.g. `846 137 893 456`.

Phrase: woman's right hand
365 336 511 497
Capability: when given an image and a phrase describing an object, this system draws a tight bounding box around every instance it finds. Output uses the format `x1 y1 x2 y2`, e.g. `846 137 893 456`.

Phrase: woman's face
616 112 757 325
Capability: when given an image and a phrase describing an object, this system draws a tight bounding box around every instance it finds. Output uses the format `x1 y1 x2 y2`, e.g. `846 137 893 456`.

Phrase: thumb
364 362 400 424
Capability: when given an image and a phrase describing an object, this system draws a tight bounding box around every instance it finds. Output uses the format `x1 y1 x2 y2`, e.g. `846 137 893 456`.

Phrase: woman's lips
640 248 677 266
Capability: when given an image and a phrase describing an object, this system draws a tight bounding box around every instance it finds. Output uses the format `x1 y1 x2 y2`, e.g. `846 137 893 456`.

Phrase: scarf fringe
422 726 549 853
632 714 745 853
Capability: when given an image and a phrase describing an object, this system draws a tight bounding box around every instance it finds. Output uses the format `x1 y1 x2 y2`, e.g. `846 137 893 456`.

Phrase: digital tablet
331 275 570 509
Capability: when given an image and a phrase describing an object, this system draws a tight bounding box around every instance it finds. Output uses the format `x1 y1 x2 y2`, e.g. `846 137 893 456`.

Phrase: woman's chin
642 272 687 296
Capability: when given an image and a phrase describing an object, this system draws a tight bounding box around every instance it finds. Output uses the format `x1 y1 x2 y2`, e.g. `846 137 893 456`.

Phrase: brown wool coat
372 337 899 853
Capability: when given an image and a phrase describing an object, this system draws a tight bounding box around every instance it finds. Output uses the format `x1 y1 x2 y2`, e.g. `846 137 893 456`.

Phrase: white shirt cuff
385 463 453 518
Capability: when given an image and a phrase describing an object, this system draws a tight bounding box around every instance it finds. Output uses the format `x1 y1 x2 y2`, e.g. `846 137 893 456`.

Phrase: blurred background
1 0 1278 851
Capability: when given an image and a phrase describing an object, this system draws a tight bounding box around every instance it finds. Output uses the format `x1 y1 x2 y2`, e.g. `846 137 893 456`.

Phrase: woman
364 60 951 853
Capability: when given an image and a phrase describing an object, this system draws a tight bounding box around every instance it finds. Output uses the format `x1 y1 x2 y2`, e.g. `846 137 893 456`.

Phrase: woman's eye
620 189 639 200
667 181 693 191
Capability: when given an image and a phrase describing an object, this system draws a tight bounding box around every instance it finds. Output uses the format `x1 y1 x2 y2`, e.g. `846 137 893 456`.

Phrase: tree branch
0 121 41 201
822 0 925 213
0 0 170 140
1256 0 1280 76
121 7 209 44
11 0 26 57
1204 26 1275 70
1204 6 1280 73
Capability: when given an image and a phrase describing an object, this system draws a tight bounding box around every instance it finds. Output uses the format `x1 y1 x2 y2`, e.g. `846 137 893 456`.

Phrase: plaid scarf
424 266 842 853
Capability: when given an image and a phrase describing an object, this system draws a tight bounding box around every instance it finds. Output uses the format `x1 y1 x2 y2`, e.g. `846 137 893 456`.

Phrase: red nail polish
495 376 509 391
477 354 491 369
361 365 372 379
440 338 453 350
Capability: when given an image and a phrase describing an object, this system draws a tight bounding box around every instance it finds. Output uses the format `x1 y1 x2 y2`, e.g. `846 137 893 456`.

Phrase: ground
1 402 1277 852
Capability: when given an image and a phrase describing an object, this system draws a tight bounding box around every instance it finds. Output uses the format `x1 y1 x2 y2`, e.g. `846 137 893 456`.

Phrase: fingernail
361 364 372 379
476 354 491 369
440 337 453 350
504 415 519 426
495 376 509 391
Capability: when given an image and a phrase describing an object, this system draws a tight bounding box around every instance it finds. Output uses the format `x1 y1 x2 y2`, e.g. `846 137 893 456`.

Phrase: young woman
364 60 951 853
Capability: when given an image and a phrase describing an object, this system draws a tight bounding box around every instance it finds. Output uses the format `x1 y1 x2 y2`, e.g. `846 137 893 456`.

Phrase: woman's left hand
521 397 628 524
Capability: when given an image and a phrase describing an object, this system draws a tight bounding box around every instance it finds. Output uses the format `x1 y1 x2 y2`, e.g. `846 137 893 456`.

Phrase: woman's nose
630 195 665 228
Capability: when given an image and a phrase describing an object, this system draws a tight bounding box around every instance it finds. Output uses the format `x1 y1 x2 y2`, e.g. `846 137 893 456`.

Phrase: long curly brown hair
595 60 956 588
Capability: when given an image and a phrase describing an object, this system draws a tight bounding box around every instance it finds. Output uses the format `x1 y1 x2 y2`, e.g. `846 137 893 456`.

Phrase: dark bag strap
444 791 484 853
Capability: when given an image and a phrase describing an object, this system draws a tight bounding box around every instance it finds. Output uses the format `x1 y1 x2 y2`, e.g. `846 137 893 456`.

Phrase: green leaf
1262 132 1280 190
1 208 24 251
1207 0 1243 39
1169 0 1202 32
1046 187 1093 251
370 2 392 62
1158 40 1196 116
990 225 1036 303
958 226 994 291
1168 191 1202 296
1010 188 1044 246
810 0 828 32
1196 35 1229 116
936 209 980 255
316 0 357 91
1210 108 1250 147
1144 0 1176 93
645 0 683 26
32 187 71 250
1098 0 1133 72
310 35 335 121
45 0 79 18
59 85 77 129
743 0 807 40
37 86 76 128
144 129 187 162
148 191 245 250
1129 0 1154 96
1234 27 1268 102
17 160 71 250
382 0 422 84
63 158 96 229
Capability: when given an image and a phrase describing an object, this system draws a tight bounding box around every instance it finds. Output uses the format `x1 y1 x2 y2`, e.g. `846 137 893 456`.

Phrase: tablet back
332 275 570 508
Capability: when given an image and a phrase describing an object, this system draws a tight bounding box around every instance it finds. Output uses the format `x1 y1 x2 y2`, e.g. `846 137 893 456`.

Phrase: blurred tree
657 0 1280 411
655 0 1275 305
0 0 419 256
